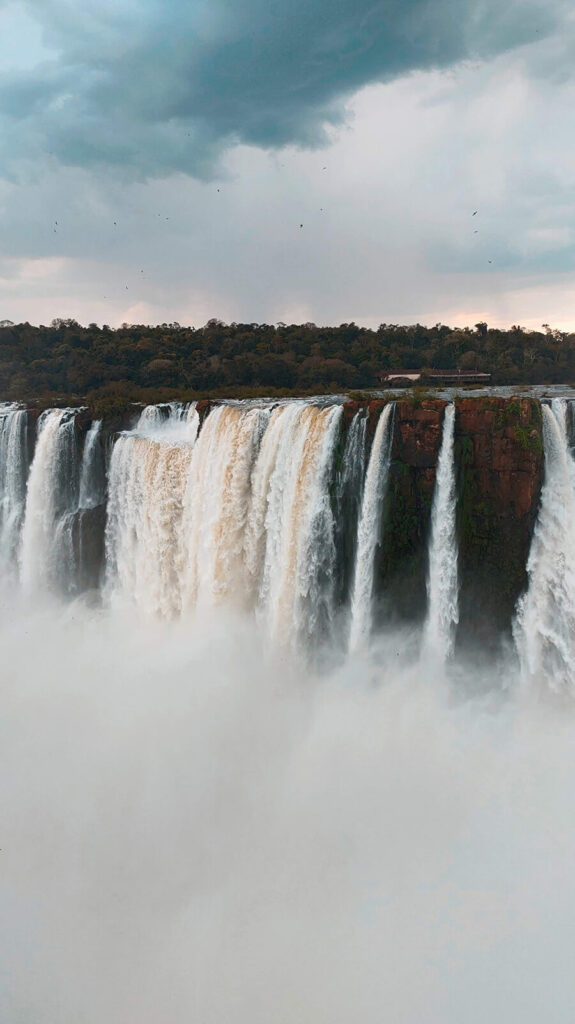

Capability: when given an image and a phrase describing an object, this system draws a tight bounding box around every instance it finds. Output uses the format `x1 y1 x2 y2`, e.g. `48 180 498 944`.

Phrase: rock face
342 395 544 644
454 397 543 650
20 394 544 642
375 399 445 624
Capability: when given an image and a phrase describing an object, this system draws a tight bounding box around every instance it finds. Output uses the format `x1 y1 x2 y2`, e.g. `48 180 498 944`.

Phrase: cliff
344 395 543 646
22 394 545 640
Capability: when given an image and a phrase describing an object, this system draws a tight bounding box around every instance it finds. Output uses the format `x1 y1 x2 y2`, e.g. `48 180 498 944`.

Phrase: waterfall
137 401 200 442
0 404 28 572
348 403 394 652
9 393 574 666
514 403 575 693
335 410 368 594
186 401 200 442
180 404 269 612
137 404 165 431
338 410 368 512
106 433 197 617
20 409 80 594
422 403 458 664
244 403 342 648
79 420 105 509
105 400 343 648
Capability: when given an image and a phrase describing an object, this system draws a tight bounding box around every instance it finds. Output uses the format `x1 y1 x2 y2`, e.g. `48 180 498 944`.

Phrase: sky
0 0 573 331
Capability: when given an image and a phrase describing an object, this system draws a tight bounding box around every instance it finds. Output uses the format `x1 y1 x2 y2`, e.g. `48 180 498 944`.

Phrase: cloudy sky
0 0 573 330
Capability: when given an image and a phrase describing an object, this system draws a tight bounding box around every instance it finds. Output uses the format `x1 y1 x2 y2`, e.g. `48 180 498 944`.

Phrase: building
379 370 424 384
380 369 491 385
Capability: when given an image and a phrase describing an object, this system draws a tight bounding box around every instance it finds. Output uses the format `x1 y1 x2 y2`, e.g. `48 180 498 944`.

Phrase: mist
2 597 574 1023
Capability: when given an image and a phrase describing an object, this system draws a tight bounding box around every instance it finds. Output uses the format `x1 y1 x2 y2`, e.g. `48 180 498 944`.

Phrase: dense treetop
0 318 573 412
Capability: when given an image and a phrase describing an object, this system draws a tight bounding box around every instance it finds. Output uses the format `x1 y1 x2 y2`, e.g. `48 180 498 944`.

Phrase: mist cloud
2 602 575 1022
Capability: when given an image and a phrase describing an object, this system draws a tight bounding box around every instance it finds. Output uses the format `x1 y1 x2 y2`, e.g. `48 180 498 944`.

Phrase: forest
0 317 573 414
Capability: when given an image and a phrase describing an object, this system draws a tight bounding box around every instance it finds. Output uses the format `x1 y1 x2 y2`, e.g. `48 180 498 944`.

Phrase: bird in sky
472 210 478 216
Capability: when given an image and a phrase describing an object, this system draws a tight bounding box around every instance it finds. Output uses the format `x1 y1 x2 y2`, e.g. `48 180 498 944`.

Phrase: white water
19 409 79 593
106 401 344 646
0 404 27 570
2 395 574 674
249 403 342 648
349 403 394 652
3 398 575 1021
422 403 459 664
106 433 197 617
514 402 575 693
137 401 199 442
338 409 367 512
79 420 104 509
137 403 165 430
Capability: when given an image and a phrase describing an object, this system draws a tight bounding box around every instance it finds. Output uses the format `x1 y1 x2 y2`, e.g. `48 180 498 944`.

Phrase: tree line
0 317 573 413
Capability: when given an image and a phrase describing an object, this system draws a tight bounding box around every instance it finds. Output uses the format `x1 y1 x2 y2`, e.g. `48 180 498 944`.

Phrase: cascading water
244 403 342 648
137 400 200 442
106 400 344 648
106 432 197 617
334 410 368 607
7 396 575 1024
79 420 105 510
181 404 270 612
348 403 394 653
137 404 165 430
421 403 459 664
7 394 575 670
0 404 28 571
20 409 80 594
514 402 575 693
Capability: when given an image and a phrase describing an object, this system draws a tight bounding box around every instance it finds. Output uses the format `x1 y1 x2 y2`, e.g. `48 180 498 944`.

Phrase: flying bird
472 210 478 216
300 223 303 228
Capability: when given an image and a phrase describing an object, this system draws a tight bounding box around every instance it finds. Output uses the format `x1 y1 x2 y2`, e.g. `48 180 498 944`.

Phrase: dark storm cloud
0 0 567 179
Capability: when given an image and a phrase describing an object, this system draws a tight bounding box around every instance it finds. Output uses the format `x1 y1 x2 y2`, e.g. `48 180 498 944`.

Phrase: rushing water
0 403 27 572
19 409 80 593
514 401 575 693
3 395 575 672
422 403 459 664
3 396 575 1023
79 420 105 509
348 404 394 652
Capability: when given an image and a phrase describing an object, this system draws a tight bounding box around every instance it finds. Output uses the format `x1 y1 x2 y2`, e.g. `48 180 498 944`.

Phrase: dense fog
2 600 575 1023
